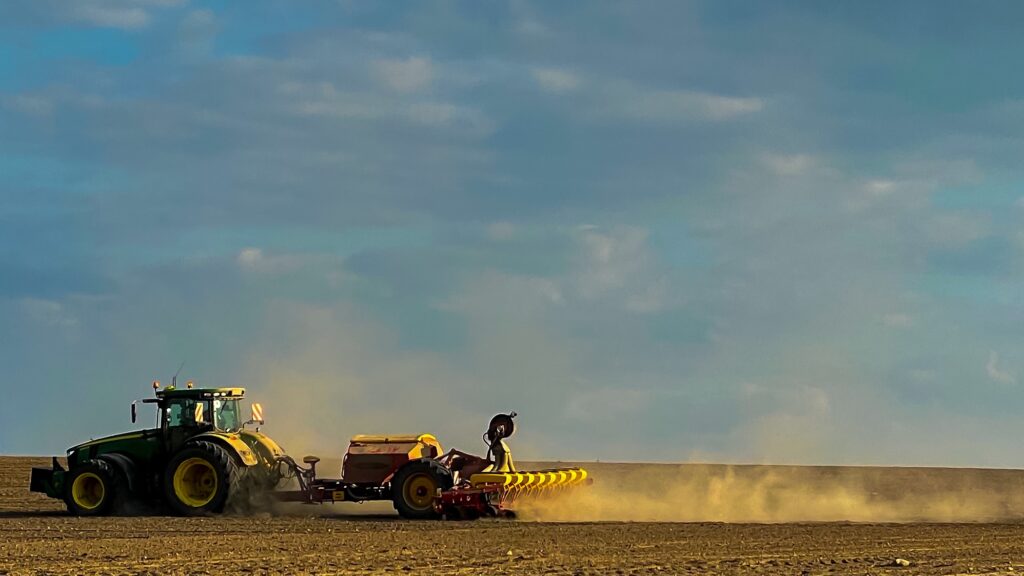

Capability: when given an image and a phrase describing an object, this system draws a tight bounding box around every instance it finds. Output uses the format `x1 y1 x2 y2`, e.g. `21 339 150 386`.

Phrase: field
5 456 1024 575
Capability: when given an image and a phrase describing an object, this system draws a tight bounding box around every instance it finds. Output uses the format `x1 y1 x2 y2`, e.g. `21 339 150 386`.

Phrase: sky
3 1 1024 465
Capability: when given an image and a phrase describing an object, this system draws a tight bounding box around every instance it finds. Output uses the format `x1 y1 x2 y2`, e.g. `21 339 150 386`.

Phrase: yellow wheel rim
403 473 438 510
173 458 218 507
71 472 105 510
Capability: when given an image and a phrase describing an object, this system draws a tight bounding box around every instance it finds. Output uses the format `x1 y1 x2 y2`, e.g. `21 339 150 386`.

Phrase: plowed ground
4 456 1024 575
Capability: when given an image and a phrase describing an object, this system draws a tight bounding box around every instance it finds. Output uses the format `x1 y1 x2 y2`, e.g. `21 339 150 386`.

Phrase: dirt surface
6 456 1024 575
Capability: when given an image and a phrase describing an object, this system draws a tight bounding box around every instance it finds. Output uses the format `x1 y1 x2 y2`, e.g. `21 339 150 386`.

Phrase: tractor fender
96 453 138 493
191 432 259 466
238 430 285 465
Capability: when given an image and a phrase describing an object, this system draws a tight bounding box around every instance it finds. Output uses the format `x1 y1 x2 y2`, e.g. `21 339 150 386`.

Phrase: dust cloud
233 300 488 463
517 462 1024 523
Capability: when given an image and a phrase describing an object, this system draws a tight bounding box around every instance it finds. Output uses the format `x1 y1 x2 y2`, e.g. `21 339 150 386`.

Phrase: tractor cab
141 386 251 453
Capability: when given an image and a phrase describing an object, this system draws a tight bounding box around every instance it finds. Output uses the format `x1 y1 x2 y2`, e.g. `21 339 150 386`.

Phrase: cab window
165 399 209 427
213 399 241 432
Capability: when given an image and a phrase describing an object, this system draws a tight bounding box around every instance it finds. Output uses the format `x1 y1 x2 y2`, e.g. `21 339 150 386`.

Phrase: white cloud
73 5 149 28
236 248 345 280
178 9 217 55
923 212 991 249
865 179 897 196
987 351 1016 385
515 19 549 37
842 178 927 214
20 298 79 329
286 80 493 135
237 247 263 268
406 102 456 125
569 225 679 313
236 247 298 274
373 56 434 93
287 82 377 119
3 94 53 117
574 225 650 299
699 94 764 119
761 153 814 176
62 0 185 29
530 67 581 93
569 225 678 314
608 82 764 122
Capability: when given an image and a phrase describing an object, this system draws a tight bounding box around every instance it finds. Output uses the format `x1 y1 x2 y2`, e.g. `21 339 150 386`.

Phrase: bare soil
5 456 1024 575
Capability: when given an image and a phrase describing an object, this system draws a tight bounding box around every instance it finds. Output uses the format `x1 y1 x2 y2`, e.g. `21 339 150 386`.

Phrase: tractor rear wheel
391 459 453 520
64 459 119 516
163 441 239 515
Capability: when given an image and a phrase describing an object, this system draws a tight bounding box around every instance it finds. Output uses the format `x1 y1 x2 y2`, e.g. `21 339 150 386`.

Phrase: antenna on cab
172 361 185 388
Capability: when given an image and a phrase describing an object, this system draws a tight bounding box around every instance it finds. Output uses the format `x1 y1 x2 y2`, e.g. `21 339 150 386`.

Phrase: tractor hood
68 431 149 453
65 429 159 469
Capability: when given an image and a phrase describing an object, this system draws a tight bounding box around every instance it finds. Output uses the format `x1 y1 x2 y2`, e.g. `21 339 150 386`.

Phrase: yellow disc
173 457 218 507
403 473 438 510
71 472 105 510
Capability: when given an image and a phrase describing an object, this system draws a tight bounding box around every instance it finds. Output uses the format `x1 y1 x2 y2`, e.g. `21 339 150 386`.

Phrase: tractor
30 381 283 516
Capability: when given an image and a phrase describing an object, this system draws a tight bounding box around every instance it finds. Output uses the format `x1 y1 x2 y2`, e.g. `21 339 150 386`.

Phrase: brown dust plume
517 462 1024 523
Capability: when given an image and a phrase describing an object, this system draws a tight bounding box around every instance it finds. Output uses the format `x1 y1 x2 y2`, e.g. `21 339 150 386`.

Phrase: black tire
64 459 119 516
97 454 142 515
391 459 453 520
163 440 240 516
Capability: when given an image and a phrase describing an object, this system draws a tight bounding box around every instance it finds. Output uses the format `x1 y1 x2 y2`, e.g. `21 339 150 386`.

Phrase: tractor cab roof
155 387 246 399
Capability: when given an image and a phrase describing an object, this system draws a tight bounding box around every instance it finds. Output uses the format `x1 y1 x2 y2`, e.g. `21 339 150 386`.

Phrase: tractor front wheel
164 441 238 515
64 460 119 516
391 459 453 520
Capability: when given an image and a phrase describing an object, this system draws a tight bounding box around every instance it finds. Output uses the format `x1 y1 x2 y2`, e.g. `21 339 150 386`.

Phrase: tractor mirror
194 402 204 423
131 401 137 424
251 403 264 424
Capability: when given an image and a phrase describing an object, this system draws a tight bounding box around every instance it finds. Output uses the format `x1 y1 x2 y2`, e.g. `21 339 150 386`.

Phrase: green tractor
30 382 284 516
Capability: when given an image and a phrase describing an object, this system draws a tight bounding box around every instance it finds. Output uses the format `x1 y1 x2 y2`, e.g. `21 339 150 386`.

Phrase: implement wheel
391 459 453 520
64 460 119 516
163 441 239 515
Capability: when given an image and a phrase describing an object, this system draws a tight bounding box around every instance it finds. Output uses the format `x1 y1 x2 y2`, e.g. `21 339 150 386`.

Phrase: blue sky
3 0 1024 465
